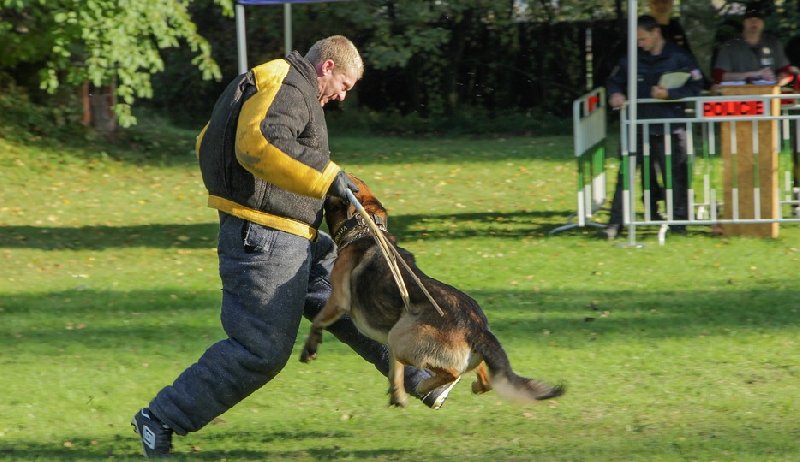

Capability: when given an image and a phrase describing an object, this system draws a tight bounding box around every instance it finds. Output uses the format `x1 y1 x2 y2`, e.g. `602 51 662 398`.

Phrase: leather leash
344 189 444 317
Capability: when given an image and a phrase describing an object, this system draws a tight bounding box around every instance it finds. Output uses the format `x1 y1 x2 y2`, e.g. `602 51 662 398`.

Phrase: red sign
703 100 765 117
587 95 599 113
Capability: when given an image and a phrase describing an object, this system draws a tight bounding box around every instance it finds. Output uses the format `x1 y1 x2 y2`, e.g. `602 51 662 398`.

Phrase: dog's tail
472 328 565 402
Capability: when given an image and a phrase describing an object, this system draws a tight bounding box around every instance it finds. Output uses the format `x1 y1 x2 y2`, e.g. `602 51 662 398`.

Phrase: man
713 5 799 85
130 35 452 457
602 15 704 240
649 0 692 52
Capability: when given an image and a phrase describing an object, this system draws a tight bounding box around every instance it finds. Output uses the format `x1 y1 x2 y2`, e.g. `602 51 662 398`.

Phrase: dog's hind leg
414 367 460 397
387 351 408 408
471 361 492 394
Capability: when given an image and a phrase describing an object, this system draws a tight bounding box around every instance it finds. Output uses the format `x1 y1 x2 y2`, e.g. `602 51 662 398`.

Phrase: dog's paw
388 396 408 408
471 380 491 394
299 346 318 363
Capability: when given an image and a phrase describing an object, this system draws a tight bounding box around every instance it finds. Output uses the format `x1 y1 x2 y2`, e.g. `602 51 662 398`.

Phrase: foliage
0 0 233 127
6 1 799 131
0 80 86 139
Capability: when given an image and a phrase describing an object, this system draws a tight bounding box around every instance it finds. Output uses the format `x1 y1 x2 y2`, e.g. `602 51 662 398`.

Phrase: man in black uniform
601 15 704 239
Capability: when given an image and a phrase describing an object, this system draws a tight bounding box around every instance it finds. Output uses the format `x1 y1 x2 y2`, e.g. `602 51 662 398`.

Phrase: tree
0 0 232 127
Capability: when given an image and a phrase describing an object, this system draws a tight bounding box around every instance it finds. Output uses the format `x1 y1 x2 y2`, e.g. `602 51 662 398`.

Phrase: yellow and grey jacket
196 51 340 240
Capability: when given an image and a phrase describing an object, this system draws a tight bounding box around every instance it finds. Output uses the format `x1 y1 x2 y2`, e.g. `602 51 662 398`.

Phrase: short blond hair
305 35 364 80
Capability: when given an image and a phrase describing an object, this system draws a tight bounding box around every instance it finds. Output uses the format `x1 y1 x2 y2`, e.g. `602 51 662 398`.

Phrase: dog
300 175 564 408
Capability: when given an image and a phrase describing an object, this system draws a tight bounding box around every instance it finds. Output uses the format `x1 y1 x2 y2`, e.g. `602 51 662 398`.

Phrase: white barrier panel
551 88 607 234
614 91 800 244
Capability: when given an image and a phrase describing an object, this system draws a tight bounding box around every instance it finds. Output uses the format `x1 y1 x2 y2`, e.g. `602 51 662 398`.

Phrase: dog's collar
332 213 387 249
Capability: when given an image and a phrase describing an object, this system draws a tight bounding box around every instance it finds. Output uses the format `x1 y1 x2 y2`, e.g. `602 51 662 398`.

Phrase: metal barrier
617 92 800 245
561 90 800 244
551 88 608 234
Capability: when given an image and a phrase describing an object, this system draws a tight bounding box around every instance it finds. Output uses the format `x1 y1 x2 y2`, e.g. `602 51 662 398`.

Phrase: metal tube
236 4 248 74
284 3 292 56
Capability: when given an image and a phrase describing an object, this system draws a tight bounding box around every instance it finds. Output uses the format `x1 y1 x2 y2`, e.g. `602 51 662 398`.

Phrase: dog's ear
347 174 368 193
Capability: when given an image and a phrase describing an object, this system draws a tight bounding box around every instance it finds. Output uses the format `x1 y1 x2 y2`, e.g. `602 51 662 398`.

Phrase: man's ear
319 59 335 76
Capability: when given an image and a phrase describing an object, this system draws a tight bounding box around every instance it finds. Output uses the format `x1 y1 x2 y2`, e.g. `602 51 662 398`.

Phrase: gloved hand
327 170 359 202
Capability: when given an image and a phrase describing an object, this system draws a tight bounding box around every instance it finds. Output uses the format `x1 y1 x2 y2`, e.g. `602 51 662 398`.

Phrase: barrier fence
561 89 800 245
551 88 608 234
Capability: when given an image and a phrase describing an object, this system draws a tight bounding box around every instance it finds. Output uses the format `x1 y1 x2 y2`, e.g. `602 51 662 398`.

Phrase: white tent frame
235 0 348 74
625 0 640 243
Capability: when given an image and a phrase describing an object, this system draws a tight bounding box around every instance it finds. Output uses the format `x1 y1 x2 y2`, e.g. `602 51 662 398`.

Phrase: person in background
649 0 692 52
713 5 799 85
785 32 800 213
650 0 711 90
130 35 454 458
601 15 704 240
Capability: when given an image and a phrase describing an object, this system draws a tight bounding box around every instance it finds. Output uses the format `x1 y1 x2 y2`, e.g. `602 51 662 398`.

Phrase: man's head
742 6 765 38
305 35 364 107
649 0 674 20
637 15 664 55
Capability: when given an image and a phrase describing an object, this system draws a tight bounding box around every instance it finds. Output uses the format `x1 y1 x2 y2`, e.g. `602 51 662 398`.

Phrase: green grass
1 117 800 461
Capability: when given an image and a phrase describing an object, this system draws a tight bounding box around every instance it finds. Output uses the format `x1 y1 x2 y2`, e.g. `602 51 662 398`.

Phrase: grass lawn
1 117 799 461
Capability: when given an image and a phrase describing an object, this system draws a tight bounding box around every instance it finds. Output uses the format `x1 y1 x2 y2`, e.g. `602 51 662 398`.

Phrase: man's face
316 59 358 107
649 0 673 17
637 28 660 54
743 16 764 36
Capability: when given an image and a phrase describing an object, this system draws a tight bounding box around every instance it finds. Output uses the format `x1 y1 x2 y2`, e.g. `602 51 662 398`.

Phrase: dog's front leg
387 350 408 408
300 299 348 362
300 254 354 363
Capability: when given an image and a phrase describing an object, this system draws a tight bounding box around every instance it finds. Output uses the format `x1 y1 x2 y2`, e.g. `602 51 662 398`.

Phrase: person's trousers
609 129 688 225
149 213 429 435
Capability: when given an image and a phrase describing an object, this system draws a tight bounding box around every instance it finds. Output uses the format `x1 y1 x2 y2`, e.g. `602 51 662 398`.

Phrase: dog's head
324 174 388 239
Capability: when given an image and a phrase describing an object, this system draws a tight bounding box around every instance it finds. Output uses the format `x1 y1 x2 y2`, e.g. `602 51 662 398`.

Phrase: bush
0 79 86 142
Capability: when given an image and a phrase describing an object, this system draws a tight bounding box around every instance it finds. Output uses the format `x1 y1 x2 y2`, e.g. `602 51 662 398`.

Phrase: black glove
327 170 359 202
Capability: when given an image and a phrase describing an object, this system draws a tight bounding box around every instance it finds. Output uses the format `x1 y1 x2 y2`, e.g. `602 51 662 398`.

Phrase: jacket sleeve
235 81 339 199
606 57 628 96
667 53 704 100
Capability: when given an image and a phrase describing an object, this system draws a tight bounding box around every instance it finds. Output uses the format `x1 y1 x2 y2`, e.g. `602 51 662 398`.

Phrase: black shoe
669 225 687 234
421 377 460 410
598 224 621 240
131 408 173 457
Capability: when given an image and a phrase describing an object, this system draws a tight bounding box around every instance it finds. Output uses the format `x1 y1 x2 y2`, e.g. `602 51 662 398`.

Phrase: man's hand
756 67 776 82
651 85 669 100
327 170 359 202
609 92 626 109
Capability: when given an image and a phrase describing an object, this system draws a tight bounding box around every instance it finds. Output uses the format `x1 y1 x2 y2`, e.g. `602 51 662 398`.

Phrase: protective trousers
149 213 429 435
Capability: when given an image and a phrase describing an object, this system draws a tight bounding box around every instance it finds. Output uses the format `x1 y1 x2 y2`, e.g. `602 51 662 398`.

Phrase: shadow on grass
0 223 219 249
390 210 573 239
2 286 797 353
0 430 412 460
0 210 597 250
1 423 794 460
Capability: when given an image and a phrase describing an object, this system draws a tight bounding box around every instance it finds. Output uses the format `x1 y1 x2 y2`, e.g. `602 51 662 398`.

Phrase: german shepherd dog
300 176 564 408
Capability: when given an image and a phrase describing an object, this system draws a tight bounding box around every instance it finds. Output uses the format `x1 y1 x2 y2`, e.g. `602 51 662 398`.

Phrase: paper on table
658 72 691 89
719 80 776 86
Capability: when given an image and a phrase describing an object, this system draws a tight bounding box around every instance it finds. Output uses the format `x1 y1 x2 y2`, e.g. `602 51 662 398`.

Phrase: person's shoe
421 377 460 410
131 408 173 457
598 224 621 241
